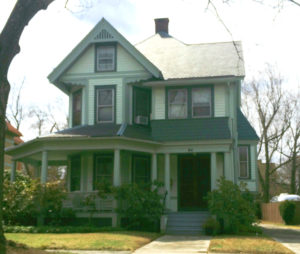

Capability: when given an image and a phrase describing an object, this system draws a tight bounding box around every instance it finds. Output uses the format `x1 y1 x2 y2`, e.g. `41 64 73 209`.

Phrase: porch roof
237 109 259 141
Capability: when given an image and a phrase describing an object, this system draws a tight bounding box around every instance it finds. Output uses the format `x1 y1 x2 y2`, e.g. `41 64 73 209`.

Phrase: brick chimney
154 18 169 34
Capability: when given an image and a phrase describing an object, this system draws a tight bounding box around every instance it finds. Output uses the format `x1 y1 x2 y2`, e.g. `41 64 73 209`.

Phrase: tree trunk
290 153 296 194
263 135 270 203
0 1 55 252
0 78 10 254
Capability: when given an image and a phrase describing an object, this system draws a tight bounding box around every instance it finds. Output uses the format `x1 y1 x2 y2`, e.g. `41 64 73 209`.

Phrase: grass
209 235 294 254
5 231 160 251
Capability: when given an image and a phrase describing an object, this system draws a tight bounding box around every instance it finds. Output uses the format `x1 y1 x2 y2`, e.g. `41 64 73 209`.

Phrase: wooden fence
261 202 300 224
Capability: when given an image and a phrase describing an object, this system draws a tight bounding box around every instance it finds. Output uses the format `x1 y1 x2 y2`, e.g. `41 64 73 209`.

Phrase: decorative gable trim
48 18 162 84
94 29 114 40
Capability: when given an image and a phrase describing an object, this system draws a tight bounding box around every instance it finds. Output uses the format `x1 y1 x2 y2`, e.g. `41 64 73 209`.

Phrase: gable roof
48 18 162 84
135 33 245 80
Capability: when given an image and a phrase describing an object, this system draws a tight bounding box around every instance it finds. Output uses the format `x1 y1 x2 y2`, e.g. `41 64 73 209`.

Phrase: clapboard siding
152 87 165 120
214 84 226 117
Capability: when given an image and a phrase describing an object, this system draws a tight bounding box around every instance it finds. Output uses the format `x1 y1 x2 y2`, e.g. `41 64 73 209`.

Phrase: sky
1 0 300 140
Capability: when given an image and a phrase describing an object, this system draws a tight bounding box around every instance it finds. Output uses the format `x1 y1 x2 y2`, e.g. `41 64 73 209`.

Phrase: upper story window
96 45 116 72
70 155 81 192
238 146 250 178
168 89 188 119
96 86 115 123
133 87 151 125
72 89 82 127
167 86 212 119
192 87 211 118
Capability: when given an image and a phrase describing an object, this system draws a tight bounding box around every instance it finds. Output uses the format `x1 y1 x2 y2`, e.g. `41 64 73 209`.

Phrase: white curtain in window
168 89 187 119
192 88 211 117
97 46 115 71
97 88 114 122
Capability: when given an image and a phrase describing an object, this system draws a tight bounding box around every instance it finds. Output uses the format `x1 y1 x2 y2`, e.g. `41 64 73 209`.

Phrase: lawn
209 235 294 254
5 231 160 251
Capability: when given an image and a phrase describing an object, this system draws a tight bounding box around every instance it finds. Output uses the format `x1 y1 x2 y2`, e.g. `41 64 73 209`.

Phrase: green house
6 18 259 233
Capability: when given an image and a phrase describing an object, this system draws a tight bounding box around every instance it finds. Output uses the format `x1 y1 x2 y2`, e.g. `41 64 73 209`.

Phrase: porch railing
63 192 114 213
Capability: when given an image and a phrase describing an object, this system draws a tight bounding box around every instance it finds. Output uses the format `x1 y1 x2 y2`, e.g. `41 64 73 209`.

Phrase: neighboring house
6 18 259 230
5 121 23 172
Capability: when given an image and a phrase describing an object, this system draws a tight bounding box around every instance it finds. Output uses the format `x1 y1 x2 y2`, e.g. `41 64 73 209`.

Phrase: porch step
166 211 210 235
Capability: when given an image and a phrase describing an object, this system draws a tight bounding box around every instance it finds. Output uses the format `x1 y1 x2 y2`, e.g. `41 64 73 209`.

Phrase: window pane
192 88 211 117
98 107 113 122
133 156 150 185
168 89 187 119
98 89 112 105
72 90 82 127
70 156 81 191
95 155 113 186
133 88 150 125
240 162 248 178
239 147 248 161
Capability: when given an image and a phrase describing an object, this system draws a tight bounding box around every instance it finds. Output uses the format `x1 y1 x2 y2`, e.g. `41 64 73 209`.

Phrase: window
167 86 212 119
94 154 113 188
133 87 151 125
70 156 81 191
132 155 151 186
192 87 211 117
72 89 82 127
96 45 116 72
168 89 188 119
239 146 249 178
96 87 114 123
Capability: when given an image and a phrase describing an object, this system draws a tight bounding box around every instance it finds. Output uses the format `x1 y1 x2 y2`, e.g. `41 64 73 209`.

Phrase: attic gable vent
94 29 114 40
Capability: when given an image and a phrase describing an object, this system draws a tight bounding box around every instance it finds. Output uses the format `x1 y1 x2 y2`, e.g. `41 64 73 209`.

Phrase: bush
206 177 256 234
279 200 296 225
114 181 165 232
203 217 220 236
3 171 71 226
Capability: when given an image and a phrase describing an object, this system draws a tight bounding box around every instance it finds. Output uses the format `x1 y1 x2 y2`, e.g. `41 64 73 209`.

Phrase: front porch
7 135 235 227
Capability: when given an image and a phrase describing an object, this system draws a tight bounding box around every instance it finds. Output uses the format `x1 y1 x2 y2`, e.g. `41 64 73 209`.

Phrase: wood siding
152 87 165 120
214 84 226 117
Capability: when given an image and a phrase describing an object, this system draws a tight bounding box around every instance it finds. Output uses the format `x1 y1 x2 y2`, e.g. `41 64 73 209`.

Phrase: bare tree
0 1 55 252
242 65 293 202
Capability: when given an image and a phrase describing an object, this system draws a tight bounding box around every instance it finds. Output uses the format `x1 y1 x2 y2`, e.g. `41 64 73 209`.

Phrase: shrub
206 177 256 234
114 181 165 232
279 200 296 225
203 217 220 236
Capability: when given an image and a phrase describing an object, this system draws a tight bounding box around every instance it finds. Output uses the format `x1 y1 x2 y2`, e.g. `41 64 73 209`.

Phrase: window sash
96 88 114 123
96 46 115 71
132 156 151 185
94 155 113 188
239 146 249 178
168 89 188 119
70 156 81 192
192 88 211 118
133 87 151 125
72 90 82 127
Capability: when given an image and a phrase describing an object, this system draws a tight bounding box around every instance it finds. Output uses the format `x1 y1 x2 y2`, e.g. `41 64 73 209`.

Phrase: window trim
165 85 214 120
93 153 114 190
69 155 81 192
95 43 117 72
72 89 82 127
132 86 152 126
131 154 151 185
238 145 251 179
94 85 116 124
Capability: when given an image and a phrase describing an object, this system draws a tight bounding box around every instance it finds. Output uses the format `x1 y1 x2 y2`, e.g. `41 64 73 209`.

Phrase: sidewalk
132 235 211 254
261 224 300 254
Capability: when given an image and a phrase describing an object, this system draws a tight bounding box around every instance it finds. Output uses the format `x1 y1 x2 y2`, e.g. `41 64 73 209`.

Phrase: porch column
41 150 48 184
164 153 171 210
10 160 16 182
113 149 121 186
151 153 157 183
211 152 217 190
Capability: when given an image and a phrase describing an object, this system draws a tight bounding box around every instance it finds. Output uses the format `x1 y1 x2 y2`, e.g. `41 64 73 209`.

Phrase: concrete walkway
132 235 211 254
261 224 300 254
47 250 131 254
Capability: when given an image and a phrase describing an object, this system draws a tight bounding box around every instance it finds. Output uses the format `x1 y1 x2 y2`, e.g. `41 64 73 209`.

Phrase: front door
178 154 211 210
